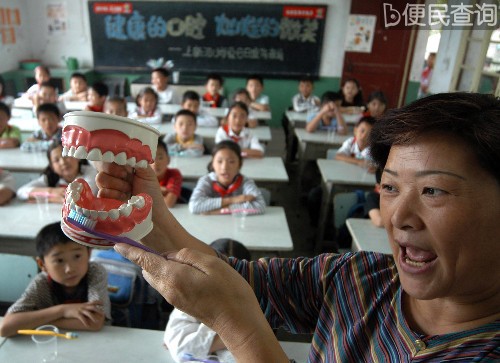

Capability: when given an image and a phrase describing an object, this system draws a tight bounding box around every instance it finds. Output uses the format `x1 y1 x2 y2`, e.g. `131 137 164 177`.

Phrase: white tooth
133 196 145 209
75 205 83 214
87 148 103 161
136 160 148 168
62 146 69 157
126 157 136 167
69 181 81 191
70 191 80 201
74 146 88 159
102 151 114 163
82 208 91 217
108 209 120 220
68 146 77 156
97 211 108 220
114 152 127 165
90 210 98 220
69 199 76 210
118 203 132 217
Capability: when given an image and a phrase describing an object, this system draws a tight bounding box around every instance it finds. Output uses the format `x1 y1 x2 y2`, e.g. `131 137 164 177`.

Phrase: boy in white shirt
151 68 181 104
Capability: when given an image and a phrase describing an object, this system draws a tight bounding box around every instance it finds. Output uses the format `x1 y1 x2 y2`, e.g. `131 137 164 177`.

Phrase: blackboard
88 1 327 77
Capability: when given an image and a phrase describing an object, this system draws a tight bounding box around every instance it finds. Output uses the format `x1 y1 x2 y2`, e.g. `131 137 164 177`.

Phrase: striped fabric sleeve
188 174 223 214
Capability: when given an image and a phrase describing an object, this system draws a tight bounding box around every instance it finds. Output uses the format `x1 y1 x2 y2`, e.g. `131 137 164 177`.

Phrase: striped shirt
224 252 500 362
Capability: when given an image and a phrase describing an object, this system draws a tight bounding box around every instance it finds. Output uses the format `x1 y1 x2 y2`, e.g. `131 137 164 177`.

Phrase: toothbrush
179 353 221 363
18 330 79 339
66 209 162 256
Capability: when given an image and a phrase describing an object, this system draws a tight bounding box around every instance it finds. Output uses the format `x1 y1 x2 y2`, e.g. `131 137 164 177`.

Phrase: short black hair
246 74 264 86
228 101 249 116
175 109 197 123
367 91 387 105
157 136 168 154
208 140 242 172
182 90 200 103
356 116 376 127
36 103 61 119
0 75 7 98
321 91 342 103
136 87 158 106
39 80 56 90
36 222 76 259
70 72 87 82
90 82 109 97
152 67 169 78
206 73 223 85
0 101 11 118
299 76 314 84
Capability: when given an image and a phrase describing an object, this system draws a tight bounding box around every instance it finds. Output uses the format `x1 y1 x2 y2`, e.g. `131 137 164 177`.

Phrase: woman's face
212 148 241 186
50 146 80 183
342 81 359 102
381 132 500 302
228 106 248 134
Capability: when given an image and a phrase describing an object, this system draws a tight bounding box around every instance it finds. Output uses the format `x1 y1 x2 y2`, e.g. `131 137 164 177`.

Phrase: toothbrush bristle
67 209 97 230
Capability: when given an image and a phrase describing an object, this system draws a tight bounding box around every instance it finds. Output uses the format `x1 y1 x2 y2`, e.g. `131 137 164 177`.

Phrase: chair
0 254 38 303
333 191 365 230
102 77 127 98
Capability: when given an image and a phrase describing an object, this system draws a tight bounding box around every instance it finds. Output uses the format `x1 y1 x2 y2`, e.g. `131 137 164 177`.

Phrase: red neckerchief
140 107 155 117
88 105 104 112
203 92 220 108
212 175 243 197
350 137 357 157
222 124 241 142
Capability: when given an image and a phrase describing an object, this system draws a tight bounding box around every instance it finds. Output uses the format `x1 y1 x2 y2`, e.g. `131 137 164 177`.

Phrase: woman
95 93 500 361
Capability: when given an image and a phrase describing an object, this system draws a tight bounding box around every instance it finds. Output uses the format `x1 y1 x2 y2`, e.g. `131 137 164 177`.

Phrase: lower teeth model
60 111 160 248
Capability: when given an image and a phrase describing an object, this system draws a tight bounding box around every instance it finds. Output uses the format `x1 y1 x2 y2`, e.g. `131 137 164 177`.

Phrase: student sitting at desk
129 87 162 125
292 76 320 113
85 82 108 113
305 91 347 135
0 222 111 337
246 74 270 112
164 239 251 363
339 77 364 113
335 115 376 171
189 140 266 215
0 168 16 205
0 102 21 148
151 67 181 104
21 103 62 152
363 91 387 119
202 73 228 108
22 65 51 101
230 88 258 128
59 72 88 102
215 102 264 158
103 96 128 117
175 90 218 127
0 75 14 108
152 137 183 208
33 81 67 117
17 142 97 203
164 109 204 157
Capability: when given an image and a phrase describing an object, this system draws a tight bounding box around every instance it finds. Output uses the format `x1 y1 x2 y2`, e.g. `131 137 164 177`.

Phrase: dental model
60 111 160 248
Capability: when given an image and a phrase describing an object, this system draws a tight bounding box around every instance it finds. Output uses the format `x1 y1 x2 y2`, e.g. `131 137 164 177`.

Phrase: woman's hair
370 92 500 183
136 86 158 106
340 78 364 106
208 140 242 172
367 90 387 105
228 101 249 116
43 142 85 187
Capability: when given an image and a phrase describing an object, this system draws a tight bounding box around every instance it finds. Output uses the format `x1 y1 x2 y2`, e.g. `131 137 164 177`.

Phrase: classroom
0 0 498 362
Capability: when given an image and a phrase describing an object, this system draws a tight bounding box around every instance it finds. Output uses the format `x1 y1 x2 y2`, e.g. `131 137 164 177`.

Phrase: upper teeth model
60 112 159 248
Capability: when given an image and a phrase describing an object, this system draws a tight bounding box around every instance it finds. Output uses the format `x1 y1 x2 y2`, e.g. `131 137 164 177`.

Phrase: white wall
1 0 350 77
0 0 31 72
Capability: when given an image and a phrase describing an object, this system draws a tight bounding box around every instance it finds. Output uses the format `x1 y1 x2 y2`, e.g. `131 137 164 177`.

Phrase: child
129 87 162 124
0 75 14 107
22 103 62 151
33 81 67 117
23 65 51 100
418 52 436 98
363 91 387 119
0 168 16 205
175 90 218 127
85 82 108 112
335 116 376 170
215 102 264 158
59 72 88 102
245 74 269 111
305 91 347 135
292 76 320 112
17 142 98 202
151 67 181 104
0 101 21 148
164 239 251 363
152 137 183 208
230 88 258 128
103 96 128 117
0 222 111 337
364 168 382 228
188 140 266 215
339 78 364 111
202 73 227 108
164 109 204 157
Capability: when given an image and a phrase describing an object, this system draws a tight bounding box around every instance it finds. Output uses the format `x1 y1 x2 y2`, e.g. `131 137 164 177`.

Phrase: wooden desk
170 155 288 183
0 148 47 172
315 159 376 252
170 205 293 251
0 200 61 256
0 316 310 362
346 218 392 255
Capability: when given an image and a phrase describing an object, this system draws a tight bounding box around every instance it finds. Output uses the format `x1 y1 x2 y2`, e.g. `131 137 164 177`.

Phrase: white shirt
336 136 371 160
153 85 181 104
215 126 265 153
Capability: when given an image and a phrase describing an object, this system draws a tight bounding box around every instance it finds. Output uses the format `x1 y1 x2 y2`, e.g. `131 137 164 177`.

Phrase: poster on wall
0 7 21 45
47 2 67 35
344 14 376 53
